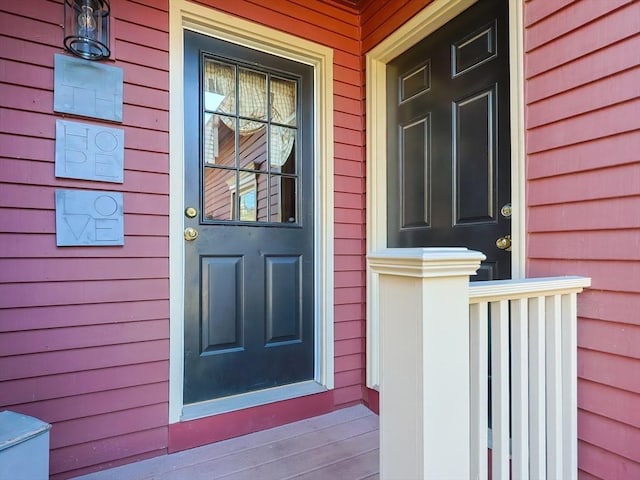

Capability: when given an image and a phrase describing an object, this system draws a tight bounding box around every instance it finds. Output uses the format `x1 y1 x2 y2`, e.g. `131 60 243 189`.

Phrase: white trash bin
0 411 52 480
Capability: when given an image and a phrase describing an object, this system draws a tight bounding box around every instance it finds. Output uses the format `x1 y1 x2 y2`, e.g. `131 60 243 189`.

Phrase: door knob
185 207 197 218
184 227 199 241
496 234 511 251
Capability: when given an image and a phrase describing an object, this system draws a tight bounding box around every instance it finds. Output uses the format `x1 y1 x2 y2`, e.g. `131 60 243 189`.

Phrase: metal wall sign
53 54 123 122
55 189 124 246
55 119 124 183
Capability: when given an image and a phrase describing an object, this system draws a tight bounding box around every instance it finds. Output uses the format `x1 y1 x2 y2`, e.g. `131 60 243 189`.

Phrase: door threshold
181 380 327 421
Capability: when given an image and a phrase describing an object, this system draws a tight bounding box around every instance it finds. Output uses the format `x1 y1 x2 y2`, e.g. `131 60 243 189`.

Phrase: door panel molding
169 0 334 423
365 0 525 389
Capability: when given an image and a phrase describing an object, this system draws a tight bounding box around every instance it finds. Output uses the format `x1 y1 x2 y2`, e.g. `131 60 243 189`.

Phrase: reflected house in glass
202 59 297 223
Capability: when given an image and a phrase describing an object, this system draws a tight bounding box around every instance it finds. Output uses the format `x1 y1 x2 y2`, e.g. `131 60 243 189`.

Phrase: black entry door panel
387 0 511 280
183 31 314 404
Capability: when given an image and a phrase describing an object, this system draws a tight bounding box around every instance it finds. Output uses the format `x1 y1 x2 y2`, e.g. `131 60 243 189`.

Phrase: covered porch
76 248 589 480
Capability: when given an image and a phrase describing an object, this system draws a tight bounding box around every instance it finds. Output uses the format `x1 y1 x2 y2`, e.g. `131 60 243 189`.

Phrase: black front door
387 0 511 280
183 31 315 405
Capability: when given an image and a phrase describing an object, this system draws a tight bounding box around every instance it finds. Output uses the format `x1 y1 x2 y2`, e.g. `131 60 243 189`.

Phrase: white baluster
470 302 489 480
529 296 547 479
511 298 529 480
491 300 510 480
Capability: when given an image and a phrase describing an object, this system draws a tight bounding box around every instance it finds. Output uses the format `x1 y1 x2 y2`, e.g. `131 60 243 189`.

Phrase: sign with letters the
55 189 124 246
53 54 123 122
55 120 124 183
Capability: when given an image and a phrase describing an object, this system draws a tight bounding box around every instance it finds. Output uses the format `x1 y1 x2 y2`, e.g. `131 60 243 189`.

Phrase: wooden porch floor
76 405 379 480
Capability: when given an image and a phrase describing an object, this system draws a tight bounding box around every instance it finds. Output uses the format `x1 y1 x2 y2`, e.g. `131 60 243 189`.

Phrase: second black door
387 0 512 280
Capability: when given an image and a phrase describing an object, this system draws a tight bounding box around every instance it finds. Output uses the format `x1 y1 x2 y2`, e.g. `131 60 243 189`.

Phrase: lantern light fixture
64 0 111 61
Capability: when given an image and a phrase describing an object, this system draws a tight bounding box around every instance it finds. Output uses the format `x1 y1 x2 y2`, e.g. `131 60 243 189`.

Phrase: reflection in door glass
202 55 300 224
270 126 296 174
239 128 268 171
238 68 267 121
270 175 296 223
251 172 269 222
204 60 236 114
204 167 235 220
271 77 297 126
203 113 236 166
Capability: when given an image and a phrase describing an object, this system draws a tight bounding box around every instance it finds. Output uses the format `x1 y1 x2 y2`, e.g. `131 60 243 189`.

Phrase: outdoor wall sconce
63 0 111 60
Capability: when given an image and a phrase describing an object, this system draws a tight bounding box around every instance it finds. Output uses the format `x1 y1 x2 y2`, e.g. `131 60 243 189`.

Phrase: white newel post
368 248 485 480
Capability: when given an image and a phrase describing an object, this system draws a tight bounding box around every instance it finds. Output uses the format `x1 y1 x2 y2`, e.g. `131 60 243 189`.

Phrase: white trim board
168 0 335 423
365 0 526 389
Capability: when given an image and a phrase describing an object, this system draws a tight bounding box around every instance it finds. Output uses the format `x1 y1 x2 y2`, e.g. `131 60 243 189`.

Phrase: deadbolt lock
185 207 197 218
500 203 512 218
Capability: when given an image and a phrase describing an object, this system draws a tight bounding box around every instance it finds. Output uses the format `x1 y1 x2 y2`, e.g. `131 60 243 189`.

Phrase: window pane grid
201 55 300 225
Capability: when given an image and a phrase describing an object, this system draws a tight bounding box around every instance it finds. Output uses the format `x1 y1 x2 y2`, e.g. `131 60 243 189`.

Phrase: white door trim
365 0 526 389
168 0 335 423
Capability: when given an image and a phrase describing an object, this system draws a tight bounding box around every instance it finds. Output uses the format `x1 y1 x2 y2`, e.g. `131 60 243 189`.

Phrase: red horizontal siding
0 279 169 308
11 382 168 425
335 270 365 288
2 0 368 476
1 158 169 194
525 1 640 476
528 197 640 232
0 210 167 236
335 352 364 371
527 97 640 153
51 404 168 450
335 369 364 391
0 234 168 258
0 340 169 381
528 231 640 261
0 361 169 405
578 290 640 326
361 0 433 53
527 66 640 129
528 260 640 293
50 428 168 477
0 258 167 282
577 349 640 402
0 134 169 174
526 35 640 104
525 0 632 51
334 303 365 322
334 223 366 240
332 383 363 405
334 320 365 339
578 318 640 360
579 410 640 463
194 0 360 53
0 184 168 213
578 379 640 429
0 0 171 477
528 163 640 205
0 319 168 355
0 300 169 332
525 2 638 79
578 440 640 480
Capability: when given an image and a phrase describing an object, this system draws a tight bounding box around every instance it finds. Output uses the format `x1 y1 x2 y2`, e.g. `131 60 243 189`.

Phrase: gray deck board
76 405 379 480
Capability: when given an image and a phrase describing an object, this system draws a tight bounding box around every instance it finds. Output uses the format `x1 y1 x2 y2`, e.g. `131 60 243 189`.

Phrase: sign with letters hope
55 189 124 246
55 120 124 183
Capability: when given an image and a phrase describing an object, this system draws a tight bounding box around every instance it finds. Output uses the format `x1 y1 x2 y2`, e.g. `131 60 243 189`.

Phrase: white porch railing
367 248 590 480
469 276 591 480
